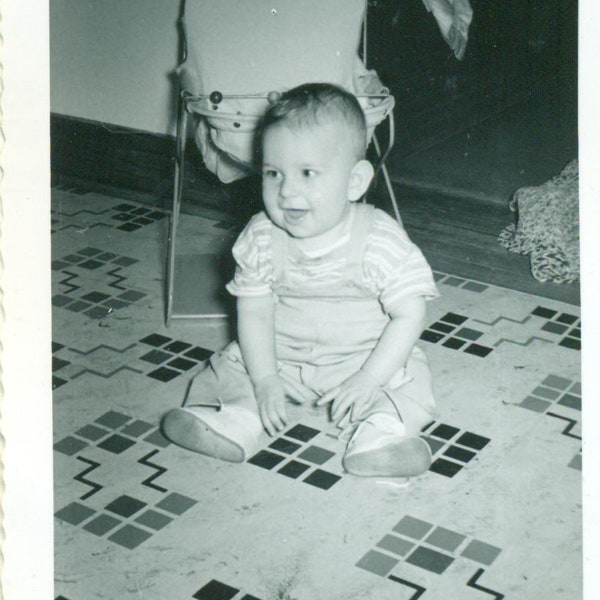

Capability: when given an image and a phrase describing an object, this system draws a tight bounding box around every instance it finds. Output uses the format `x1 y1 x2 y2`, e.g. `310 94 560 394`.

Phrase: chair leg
166 104 190 326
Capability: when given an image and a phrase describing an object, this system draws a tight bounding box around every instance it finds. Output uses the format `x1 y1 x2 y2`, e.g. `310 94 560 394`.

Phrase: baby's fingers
259 402 288 437
316 387 340 407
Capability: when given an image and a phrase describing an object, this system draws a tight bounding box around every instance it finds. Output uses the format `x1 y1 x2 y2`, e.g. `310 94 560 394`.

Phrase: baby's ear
348 159 375 201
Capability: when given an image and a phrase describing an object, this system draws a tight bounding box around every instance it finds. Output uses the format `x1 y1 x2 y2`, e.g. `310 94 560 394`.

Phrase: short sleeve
363 210 439 314
225 212 275 297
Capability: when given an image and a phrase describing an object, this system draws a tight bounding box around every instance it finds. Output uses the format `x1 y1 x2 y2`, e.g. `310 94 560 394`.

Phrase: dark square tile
132 216 154 225
108 524 153 549
570 328 581 339
52 376 68 389
95 410 131 428
183 346 213 361
443 445 476 463
376 534 415 556
532 306 558 319
430 322 455 334
164 340 192 353
442 337 466 350
53 356 70 371
464 343 493 358
131 207 152 216
78 259 104 270
429 458 463 477
168 357 197 371
102 298 130 310
285 424 320 442
118 222 142 232
65 300 92 313
425 526 466 552
442 276 463 287
393 515 433 539
52 294 75 307
420 330 445 343
456 431 490 450
462 281 488 292
54 436 88 456
461 539 502 565
193 580 239 600
144 429 171 447
520 396 551 412
557 394 582 411
440 312 468 325
111 212 133 222
556 313 578 325
140 333 172 347
112 256 138 267
52 342 65 353
356 550 399 576
298 445 335 465
61 253 87 263
140 349 173 365
82 291 111 303
121 420 155 437
248 450 286 470
430 424 460 440
240 595 262 600
97 434 136 454
113 203 136 211
269 437 302 454
278 460 311 479
134 509 173 530
303 469 341 490
156 492 197 515
542 321 569 335
531 386 561 400
96 252 118 262
83 513 121 536
117 290 146 302
51 260 71 271
406 545 454 574
105 495 147 518
422 436 446 455
147 367 181 382
83 306 111 319
542 374 572 390
146 210 166 220
75 424 110 441
559 337 581 350
455 327 483 341
55 502 96 525
77 247 104 257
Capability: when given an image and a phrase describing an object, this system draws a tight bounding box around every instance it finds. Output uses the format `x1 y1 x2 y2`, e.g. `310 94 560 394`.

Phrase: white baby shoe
161 404 263 463
342 412 432 477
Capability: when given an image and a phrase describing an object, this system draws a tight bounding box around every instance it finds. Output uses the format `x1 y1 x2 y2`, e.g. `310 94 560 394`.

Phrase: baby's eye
262 169 280 179
302 169 317 178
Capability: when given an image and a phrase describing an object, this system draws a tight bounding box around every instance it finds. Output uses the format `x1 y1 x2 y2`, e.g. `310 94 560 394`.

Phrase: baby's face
261 122 359 242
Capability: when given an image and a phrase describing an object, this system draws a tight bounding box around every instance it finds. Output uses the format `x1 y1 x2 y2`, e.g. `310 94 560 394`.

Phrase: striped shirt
226 206 439 314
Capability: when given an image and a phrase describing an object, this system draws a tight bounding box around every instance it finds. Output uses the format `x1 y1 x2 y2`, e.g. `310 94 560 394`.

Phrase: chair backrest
180 0 367 96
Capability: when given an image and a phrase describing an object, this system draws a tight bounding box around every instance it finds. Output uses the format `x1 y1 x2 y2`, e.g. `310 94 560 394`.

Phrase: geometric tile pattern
517 374 581 415
51 334 213 388
247 424 342 491
357 514 502 578
420 312 494 357
420 422 490 478
530 305 581 350
51 246 148 320
51 197 166 234
193 579 263 600
54 410 170 460
433 271 490 294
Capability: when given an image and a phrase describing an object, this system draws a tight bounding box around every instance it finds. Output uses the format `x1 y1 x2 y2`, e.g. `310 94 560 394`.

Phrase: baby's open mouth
283 208 309 222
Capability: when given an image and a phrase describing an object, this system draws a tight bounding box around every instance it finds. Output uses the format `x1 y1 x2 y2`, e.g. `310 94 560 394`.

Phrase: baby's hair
259 83 368 160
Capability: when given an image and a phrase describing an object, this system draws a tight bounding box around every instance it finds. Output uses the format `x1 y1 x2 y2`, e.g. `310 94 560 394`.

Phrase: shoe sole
342 436 432 478
161 408 246 463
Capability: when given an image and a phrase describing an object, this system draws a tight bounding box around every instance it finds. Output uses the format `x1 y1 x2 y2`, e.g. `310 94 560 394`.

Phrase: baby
162 83 439 477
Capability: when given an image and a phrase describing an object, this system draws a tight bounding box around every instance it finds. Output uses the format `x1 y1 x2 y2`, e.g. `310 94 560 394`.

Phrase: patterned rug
51 187 582 600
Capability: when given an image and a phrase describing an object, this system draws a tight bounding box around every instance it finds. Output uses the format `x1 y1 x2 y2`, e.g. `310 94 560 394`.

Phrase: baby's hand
253 374 288 436
317 370 383 426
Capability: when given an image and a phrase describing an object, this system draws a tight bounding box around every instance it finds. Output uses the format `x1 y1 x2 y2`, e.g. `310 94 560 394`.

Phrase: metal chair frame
166 8 400 325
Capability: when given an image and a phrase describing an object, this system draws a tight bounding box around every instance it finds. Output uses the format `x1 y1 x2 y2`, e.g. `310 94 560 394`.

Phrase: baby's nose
279 175 299 198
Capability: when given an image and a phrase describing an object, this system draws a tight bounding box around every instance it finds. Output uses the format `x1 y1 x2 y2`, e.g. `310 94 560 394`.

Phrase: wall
50 0 181 135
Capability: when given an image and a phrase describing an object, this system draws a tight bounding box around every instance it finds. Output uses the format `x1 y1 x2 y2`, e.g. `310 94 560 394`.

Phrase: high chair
166 0 399 325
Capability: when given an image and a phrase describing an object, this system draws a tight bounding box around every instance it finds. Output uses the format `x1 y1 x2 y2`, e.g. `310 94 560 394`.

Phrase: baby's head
258 83 374 242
